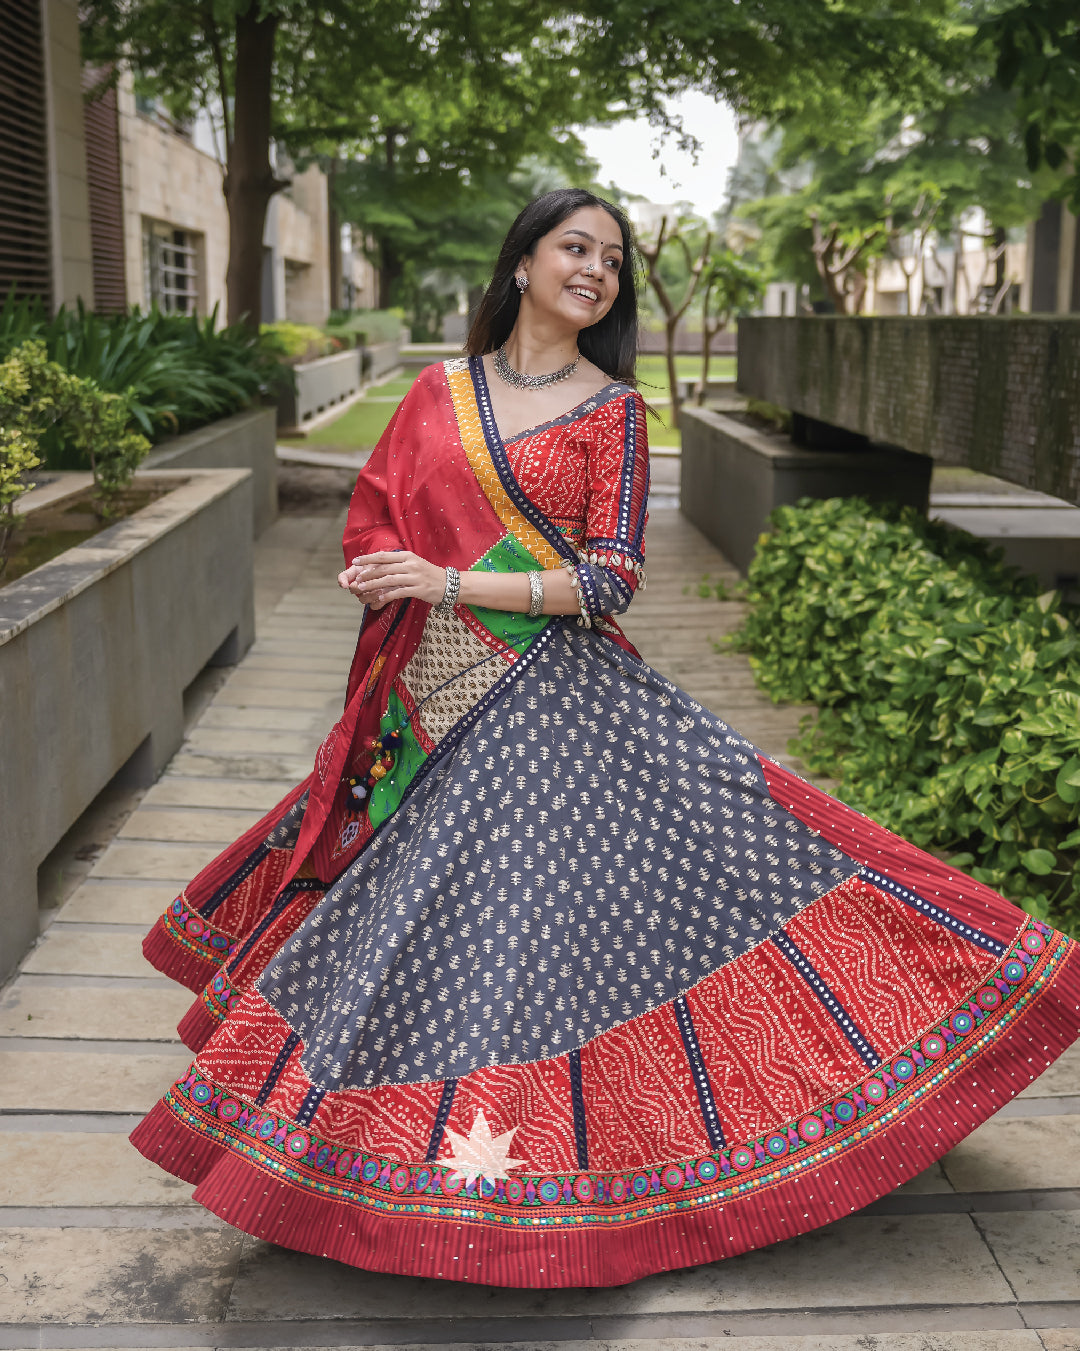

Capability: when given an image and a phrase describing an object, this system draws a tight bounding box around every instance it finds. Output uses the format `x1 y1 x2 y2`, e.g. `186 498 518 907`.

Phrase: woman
132 189 1080 1288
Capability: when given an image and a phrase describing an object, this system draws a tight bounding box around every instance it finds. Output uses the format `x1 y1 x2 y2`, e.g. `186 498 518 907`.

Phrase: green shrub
325 307 406 347
260 320 338 360
0 341 150 557
735 496 1080 936
0 293 289 463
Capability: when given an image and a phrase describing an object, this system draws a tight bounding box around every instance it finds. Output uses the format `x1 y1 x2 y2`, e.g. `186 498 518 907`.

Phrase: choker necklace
494 344 579 390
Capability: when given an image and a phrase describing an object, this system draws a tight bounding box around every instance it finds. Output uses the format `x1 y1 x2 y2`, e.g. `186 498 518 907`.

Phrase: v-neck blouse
499 383 650 597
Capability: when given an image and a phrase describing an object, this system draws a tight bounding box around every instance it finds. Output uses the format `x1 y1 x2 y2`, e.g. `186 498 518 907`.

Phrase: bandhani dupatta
295 356 641 882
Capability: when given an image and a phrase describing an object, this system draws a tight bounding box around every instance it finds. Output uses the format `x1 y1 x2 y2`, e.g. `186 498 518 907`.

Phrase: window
142 220 201 313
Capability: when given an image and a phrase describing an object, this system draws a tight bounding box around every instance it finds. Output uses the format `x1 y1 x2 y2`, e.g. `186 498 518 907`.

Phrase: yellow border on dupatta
442 357 565 571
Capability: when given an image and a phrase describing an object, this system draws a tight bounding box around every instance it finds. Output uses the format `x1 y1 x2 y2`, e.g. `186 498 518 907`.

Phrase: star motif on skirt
443 1109 525 1184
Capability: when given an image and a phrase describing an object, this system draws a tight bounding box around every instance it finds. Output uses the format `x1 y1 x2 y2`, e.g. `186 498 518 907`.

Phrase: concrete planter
680 407 932 574
277 348 364 434
0 468 254 982
144 406 277 537
363 340 403 383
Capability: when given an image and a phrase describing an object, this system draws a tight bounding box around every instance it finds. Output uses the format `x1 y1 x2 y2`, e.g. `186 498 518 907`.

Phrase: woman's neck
501 318 579 374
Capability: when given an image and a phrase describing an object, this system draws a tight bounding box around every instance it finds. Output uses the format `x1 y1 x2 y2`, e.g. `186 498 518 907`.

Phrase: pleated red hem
176 996 220 1052
142 918 219 993
130 941 1080 1288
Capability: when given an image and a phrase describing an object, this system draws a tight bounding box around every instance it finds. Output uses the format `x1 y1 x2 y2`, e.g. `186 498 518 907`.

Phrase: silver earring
515 274 528 292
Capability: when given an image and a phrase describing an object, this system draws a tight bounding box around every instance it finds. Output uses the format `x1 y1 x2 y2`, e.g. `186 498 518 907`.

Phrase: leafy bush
0 294 288 464
735 496 1080 936
325 307 407 347
0 341 150 559
261 320 339 361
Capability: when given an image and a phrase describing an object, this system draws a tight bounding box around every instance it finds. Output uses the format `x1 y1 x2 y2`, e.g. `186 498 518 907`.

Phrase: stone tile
144 778 295 811
1019 1042 1080 1098
89 840 221 881
220 667 344 692
975 1209 1080 1301
258 1341 1047 1351
184 727 321 757
893 1160 954 1194
166 751 315 780
0 1049 190 1113
197 704 324 732
0 1132 195 1206
118 807 262 844
59 879 179 925
212 684 335 710
229 1214 1010 1319
1041 1334 1080 1351
21 929 154 979
942 1115 1080 1192
0 1225 243 1323
0 979 191 1041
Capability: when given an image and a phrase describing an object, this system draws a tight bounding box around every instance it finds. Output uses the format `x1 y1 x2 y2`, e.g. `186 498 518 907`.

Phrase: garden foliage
736 496 1080 935
0 295 287 465
0 342 151 569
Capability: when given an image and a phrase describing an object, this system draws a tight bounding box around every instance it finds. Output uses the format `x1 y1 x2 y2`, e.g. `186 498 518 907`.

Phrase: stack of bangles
433 563 593 627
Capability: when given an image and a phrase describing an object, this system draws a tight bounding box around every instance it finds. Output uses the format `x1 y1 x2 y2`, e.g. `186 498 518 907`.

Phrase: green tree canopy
82 0 972 328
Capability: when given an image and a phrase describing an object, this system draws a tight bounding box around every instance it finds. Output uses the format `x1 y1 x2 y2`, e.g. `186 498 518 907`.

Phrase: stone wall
0 469 254 981
737 317 1080 505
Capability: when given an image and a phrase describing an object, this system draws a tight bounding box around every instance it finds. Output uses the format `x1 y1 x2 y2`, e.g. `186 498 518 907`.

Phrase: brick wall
737 317 1080 505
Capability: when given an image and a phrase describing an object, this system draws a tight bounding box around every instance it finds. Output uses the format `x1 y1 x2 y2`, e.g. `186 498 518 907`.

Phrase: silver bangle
527 570 544 619
434 564 460 617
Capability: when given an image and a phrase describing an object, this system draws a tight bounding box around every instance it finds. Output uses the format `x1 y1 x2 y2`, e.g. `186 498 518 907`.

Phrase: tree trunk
665 320 681 431
223 5 287 329
377 236 403 310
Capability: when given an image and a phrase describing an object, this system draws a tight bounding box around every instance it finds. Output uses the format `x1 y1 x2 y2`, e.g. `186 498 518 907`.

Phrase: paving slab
975 1209 1080 1302
217 668 345 693
0 980 190 1041
210 685 336 711
0 1133 195 1206
195 706 325 732
59 880 179 926
0 1226 244 1324
228 1214 1011 1320
165 752 315 781
183 728 322 758
21 930 154 979
117 808 263 844
89 842 221 883
143 779 296 811
941 1115 1080 1192
0 1049 190 1113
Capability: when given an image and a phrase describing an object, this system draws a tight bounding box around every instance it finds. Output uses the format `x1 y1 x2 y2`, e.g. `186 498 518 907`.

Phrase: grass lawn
279 354 733 453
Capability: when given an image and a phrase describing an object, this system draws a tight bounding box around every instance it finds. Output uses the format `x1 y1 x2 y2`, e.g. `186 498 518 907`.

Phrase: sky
578 91 741 221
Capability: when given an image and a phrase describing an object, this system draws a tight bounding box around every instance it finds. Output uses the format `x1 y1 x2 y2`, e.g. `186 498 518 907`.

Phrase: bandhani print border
156 915 1066 1230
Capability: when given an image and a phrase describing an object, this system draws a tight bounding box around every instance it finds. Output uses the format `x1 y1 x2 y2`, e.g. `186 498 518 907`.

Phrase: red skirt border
130 920 1080 1288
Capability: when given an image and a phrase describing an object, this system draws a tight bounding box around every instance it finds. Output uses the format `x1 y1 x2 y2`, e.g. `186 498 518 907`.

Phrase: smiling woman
130 188 1080 1291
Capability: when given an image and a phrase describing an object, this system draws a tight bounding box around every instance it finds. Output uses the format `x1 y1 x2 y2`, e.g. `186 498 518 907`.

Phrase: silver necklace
494 344 579 390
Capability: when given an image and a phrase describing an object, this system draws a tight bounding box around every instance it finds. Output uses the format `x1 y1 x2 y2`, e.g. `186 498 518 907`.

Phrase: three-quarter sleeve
570 390 649 622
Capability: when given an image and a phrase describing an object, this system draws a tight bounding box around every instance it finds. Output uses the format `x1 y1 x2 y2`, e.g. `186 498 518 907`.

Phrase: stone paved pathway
0 470 1078 1350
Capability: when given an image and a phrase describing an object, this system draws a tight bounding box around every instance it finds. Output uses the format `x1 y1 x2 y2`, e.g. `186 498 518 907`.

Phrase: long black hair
466 188 640 385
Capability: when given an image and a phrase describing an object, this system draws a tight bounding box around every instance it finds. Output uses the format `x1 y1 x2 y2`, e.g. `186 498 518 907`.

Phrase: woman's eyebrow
560 229 624 252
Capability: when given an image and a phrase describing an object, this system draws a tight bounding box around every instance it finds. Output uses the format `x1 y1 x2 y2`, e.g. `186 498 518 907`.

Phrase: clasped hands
337 551 447 609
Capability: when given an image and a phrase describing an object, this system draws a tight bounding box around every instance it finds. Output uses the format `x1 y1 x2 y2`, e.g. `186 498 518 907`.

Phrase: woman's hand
337 550 447 609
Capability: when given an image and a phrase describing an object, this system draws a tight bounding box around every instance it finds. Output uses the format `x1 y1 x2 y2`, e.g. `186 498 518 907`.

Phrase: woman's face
520 205 624 332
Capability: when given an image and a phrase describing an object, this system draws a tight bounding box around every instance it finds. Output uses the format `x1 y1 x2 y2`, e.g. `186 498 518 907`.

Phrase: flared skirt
131 620 1080 1286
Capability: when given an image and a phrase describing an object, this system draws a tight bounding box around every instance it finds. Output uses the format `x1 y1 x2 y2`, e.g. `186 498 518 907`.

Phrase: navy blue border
568 1048 590 1168
772 931 882 1070
860 866 1007 956
255 1030 300 1107
198 842 271 919
673 996 726 1149
425 1078 459 1162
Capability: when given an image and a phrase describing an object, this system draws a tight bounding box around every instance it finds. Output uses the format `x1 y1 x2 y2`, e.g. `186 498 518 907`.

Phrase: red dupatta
293 356 615 880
